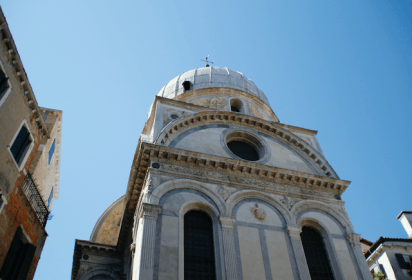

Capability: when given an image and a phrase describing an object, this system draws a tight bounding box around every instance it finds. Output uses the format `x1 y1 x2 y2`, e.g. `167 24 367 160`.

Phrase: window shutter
395 253 411 269
0 69 8 98
17 243 36 280
10 126 31 166
0 227 24 279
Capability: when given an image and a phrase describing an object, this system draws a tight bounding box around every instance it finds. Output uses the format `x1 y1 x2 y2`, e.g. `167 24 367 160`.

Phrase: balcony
21 173 49 227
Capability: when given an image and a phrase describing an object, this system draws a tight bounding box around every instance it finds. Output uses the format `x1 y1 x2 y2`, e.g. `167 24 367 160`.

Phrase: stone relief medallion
281 195 294 210
210 97 226 110
218 185 231 201
251 203 266 220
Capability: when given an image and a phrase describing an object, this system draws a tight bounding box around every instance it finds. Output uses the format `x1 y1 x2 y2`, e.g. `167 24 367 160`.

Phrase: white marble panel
265 230 294 279
332 238 358 280
236 201 283 226
238 226 266 280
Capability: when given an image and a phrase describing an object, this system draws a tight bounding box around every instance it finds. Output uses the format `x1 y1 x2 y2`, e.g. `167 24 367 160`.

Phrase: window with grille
10 125 32 167
48 139 55 164
184 210 216 280
301 226 335 280
227 140 259 161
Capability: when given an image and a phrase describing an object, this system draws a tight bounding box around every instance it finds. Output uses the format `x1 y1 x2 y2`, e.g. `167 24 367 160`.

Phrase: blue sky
2 0 412 278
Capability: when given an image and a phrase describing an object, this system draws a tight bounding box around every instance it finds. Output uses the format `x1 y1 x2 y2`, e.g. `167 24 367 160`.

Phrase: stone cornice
71 240 119 280
115 141 350 252
116 125 349 251
0 8 49 137
155 111 338 179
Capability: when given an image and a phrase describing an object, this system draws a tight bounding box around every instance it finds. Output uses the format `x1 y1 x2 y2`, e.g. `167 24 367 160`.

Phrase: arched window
184 210 216 280
300 226 335 280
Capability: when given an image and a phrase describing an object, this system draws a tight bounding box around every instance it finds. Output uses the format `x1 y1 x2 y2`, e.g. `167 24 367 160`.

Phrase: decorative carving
286 225 302 240
161 162 338 202
219 185 231 201
251 203 266 220
210 97 226 110
146 175 160 194
281 195 294 210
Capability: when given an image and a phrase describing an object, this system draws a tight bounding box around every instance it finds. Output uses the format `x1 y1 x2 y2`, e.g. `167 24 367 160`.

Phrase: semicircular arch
149 178 226 215
154 111 338 179
226 190 292 224
291 199 354 233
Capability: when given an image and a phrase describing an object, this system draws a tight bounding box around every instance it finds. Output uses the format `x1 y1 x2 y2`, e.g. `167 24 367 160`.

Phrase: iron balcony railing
21 173 49 227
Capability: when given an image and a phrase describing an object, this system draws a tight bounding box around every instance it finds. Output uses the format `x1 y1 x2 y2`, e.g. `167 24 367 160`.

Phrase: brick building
0 7 62 280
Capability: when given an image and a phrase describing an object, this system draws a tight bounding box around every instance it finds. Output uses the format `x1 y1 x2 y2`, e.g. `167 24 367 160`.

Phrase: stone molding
293 200 354 233
154 111 338 179
158 160 345 202
219 216 236 230
139 203 162 220
118 139 349 251
346 233 362 248
286 225 303 240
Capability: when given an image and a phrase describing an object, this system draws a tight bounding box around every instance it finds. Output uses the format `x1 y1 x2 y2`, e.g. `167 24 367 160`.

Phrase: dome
157 67 270 106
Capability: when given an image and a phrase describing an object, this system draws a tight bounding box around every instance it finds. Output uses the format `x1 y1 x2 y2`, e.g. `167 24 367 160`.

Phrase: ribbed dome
157 67 270 106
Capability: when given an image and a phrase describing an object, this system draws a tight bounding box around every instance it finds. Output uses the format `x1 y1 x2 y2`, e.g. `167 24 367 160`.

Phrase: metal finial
200 56 214 67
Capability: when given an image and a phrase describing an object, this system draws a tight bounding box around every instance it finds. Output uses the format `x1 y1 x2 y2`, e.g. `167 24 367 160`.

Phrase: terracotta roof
360 238 373 246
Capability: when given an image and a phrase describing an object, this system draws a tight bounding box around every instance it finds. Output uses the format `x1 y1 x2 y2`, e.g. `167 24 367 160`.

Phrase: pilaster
346 233 373 280
286 225 311 280
219 216 239 280
132 203 162 280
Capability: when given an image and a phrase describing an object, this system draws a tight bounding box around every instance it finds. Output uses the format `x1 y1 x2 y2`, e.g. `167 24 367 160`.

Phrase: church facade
72 66 372 280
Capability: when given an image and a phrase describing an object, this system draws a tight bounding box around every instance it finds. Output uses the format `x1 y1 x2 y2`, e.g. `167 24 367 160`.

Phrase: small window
0 227 36 280
230 106 240 112
48 139 55 165
10 125 32 167
47 187 53 208
230 98 244 113
0 68 9 100
170 114 179 120
182 81 192 91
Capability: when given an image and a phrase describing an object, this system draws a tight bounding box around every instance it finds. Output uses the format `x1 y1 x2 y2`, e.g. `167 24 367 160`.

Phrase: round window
224 130 266 162
170 114 179 119
227 140 259 161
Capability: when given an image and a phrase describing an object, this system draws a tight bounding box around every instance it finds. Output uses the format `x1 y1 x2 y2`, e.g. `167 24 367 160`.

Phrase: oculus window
227 141 259 161
224 130 266 162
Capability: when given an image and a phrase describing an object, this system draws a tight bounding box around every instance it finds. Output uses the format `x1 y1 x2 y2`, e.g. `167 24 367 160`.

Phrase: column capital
346 233 361 248
219 216 236 230
140 203 162 219
286 225 302 240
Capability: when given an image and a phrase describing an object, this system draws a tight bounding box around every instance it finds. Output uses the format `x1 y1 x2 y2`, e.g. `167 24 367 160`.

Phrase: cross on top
201 56 214 67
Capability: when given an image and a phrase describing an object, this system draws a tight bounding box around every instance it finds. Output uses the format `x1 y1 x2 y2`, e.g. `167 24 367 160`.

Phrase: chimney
397 211 412 239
